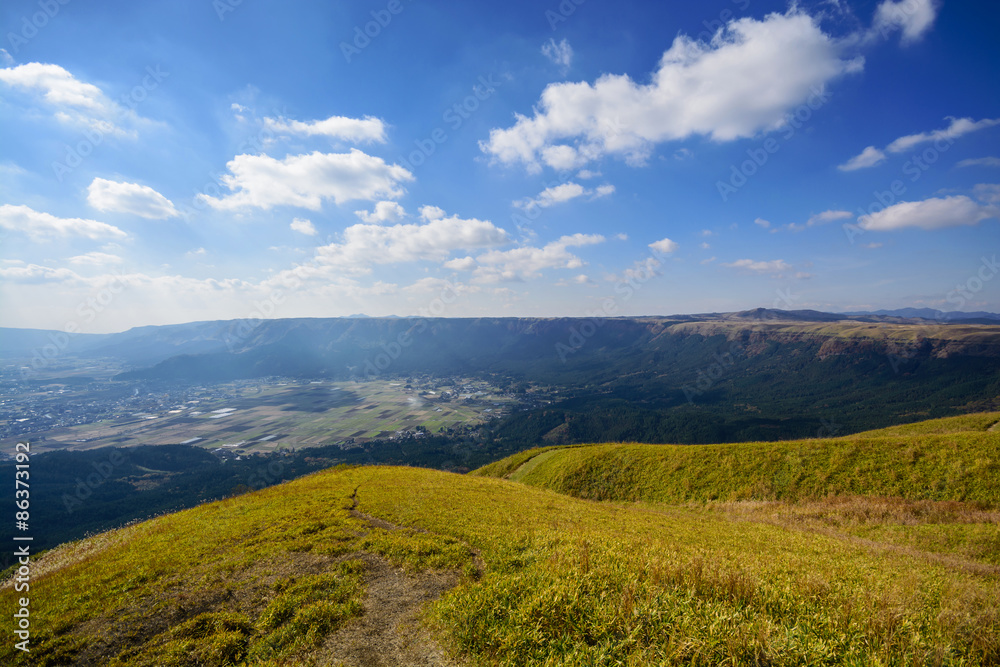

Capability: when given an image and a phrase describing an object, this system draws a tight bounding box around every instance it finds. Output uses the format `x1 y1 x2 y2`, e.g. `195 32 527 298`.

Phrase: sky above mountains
1 0 998 332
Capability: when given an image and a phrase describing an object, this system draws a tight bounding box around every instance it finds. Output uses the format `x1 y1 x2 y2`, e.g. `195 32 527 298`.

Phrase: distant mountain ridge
840 308 1000 321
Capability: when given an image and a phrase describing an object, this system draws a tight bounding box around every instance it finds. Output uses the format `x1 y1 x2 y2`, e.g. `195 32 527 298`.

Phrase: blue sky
1 0 998 332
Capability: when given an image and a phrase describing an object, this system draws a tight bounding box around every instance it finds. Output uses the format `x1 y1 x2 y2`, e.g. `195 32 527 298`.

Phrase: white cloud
515 181 614 209
264 114 387 143
973 184 1000 205
754 217 771 228
839 118 999 171
723 259 792 274
958 157 1000 168
577 169 601 179
700 242 711 249
788 209 853 230
0 62 107 111
0 204 127 241
466 233 606 283
483 10 856 171
873 0 939 44
316 210 509 270
290 217 317 235
186 247 207 257
858 196 1000 231
807 210 852 225
0 263 83 284
0 62 140 137
443 256 477 271
87 178 178 219
0 49 13 66
355 201 406 223
838 145 886 171
419 205 446 221
541 38 573 69
649 238 678 255
887 117 1000 154
68 252 124 266
198 149 413 211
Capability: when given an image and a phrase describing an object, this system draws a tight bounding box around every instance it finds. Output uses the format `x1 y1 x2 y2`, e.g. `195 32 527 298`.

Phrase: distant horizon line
3 306 1000 336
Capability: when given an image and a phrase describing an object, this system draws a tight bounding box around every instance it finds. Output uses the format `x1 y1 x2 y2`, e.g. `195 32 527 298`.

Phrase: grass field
3 414 999 665
474 412 1000 505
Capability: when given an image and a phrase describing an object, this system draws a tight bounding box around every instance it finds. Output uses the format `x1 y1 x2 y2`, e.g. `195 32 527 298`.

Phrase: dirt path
317 553 463 666
988 419 1000 432
313 489 467 667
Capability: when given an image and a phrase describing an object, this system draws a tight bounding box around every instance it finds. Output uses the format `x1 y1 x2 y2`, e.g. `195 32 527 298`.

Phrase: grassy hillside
3 413 999 665
474 412 1000 505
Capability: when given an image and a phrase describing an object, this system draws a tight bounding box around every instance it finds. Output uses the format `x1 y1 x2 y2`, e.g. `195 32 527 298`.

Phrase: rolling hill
3 414 999 665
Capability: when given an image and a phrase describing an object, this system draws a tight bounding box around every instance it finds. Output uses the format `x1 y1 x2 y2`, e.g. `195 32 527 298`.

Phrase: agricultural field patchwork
3 379 517 454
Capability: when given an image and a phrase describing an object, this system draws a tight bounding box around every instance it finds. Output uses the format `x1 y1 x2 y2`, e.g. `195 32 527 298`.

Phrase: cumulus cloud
315 210 509 271
87 178 178 219
514 181 615 209
872 0 939 44
0 62 108 111
198 149 413 211
858 196 1000 231
443 256 477 271
454 233 606 283
838 145 886 171
0 62 142 137
482 10 857 172
290 217 317 235
264 114 387 143
355 201 406 223
723 258 792 275
0 204 127 241
68 252 124 266
649 238 678 255
754 217 771 228
419 205 446 221
0 263 83 284
541 38 573 69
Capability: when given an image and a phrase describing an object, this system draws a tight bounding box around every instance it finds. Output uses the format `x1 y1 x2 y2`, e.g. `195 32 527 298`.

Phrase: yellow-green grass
0 465 472 666
351 466 1000 665
473 412 1000 505
4 461 997 665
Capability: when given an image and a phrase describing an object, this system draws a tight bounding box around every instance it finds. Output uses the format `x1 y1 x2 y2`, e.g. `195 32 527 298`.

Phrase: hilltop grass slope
2 414 998 666
474 412 1000 505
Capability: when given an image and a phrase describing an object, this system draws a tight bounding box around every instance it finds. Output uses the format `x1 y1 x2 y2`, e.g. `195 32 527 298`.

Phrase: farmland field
6 379 516 454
